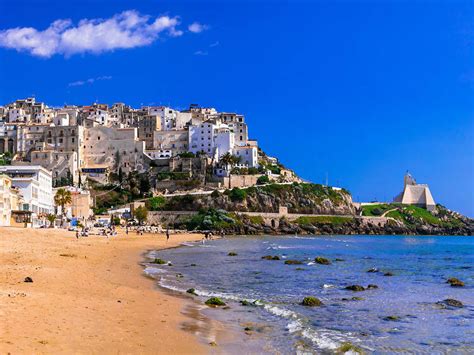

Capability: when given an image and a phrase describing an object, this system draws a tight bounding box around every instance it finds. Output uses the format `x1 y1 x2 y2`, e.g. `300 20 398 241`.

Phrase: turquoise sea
145 235 474 353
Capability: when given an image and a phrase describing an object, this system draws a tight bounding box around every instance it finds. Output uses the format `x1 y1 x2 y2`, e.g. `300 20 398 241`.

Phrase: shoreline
0 227 222 354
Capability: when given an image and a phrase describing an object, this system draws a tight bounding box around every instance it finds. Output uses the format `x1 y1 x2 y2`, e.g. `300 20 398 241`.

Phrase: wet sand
0 227 215 354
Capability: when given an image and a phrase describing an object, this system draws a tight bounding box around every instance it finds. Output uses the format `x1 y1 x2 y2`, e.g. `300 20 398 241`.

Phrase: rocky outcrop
206 215 473 236
163 183 355 215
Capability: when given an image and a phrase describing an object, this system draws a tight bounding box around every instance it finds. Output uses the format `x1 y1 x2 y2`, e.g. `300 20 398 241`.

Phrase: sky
0 0 473 216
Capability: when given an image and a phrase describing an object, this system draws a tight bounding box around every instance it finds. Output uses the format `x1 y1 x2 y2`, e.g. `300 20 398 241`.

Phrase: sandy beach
0 227 213 354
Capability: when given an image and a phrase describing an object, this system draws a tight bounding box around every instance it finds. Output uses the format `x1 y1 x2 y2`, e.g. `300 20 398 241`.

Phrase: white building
8 108 30 123
87 108 110 126
0 165 53 218
233 145 258 168
393 172 436 211
188 121 217 156
215 126 234 159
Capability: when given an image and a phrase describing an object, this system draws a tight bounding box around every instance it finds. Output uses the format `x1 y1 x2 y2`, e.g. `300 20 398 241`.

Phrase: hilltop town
0 97 300 226
0 97 472 235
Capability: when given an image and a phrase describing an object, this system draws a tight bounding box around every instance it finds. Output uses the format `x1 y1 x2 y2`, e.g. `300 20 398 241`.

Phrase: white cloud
194 50 208 56
68 75 112 87
210 41 219 47
188 22 207 33
0 10 189 57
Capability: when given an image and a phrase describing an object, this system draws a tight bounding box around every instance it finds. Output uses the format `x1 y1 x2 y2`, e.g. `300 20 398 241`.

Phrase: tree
46 214 56 228
134 206 148 225
220 153 241 188
54 188 72 216
139 175 151 196
118 167 124 183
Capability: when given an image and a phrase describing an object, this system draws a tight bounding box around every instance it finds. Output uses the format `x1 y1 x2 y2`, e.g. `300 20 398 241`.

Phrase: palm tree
54 188 72 217
46 214 56 228
220 152 234 169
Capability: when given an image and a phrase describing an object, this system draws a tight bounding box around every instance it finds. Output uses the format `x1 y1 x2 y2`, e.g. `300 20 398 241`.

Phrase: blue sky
0 0 473 216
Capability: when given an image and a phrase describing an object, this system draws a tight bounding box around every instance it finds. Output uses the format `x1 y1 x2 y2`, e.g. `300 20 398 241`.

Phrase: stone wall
222 174 261 188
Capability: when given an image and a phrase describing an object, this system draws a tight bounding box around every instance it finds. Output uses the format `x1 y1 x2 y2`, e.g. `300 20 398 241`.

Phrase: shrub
134 206 148 225
257 175 270 185
211 190 220 198
372 208 383 216
179 152 195 158
229 187 247 202
148 196 166 211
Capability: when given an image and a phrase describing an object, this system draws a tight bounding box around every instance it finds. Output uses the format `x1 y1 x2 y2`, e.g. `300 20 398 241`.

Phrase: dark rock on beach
24 277 33 283
186 288 197 295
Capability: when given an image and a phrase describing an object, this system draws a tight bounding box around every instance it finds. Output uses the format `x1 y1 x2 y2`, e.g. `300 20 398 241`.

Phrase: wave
180 242 197 247
143 266 167 276
264 304 356 351
157 269 362 353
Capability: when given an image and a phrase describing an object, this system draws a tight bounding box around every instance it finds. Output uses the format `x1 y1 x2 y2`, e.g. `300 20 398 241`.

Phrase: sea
144 235 474 354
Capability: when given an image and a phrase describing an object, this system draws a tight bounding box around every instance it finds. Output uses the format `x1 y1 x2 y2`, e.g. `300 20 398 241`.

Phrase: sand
0 227 213 354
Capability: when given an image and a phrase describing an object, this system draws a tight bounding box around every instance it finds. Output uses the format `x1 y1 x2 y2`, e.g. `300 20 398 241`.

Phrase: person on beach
166 228 170 242
76 230 79 239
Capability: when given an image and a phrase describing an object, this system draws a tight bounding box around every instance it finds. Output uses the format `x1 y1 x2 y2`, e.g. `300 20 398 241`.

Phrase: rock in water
367 268 378 273
441 299 463 308
446 278 465 287
345 285 365 291
301 296 323 307
367 284 379 289
315 256 331 265
383 272 394 276
284 260 303 265
261 255 280 260
205 297 226 306
228 252 238 256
